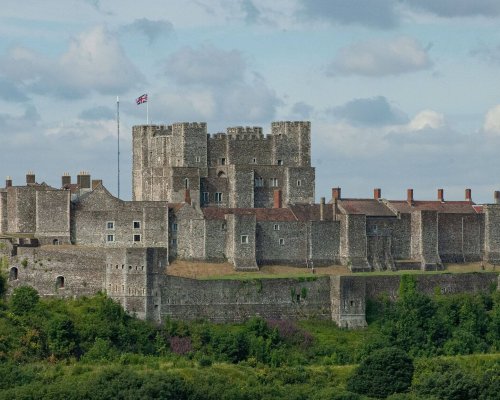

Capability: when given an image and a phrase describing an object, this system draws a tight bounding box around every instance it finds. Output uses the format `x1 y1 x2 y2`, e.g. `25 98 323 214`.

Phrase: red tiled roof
336 199 396 217
289 204 336 221
169 203 185 212
387 200 479 214
202 207 297 222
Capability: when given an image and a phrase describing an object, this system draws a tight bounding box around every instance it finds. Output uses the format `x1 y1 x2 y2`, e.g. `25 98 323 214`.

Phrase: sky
1 0 500 203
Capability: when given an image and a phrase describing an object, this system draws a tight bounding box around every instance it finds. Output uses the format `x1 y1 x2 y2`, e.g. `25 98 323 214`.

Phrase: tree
47 314 78 358
10 286 39 315
347 347 414 398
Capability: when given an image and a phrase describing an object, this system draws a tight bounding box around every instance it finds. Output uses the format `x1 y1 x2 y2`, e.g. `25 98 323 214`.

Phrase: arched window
56 276 65 289
53 239 59 245
9 267 18 281
217 170 226 178
184 178 189 189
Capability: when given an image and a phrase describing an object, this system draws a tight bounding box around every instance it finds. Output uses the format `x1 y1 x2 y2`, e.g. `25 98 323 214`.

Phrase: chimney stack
5 176 12 188
320 197 325 221
273 189 282 209
77 171 91 189
495 191 500 204
465 188 472 202
184 189 191 205
332 187 341 201
92 179 103 190
61 173 71 187
374 188 381 200
438 188 444 202
407 189 414 205
26 171 35 185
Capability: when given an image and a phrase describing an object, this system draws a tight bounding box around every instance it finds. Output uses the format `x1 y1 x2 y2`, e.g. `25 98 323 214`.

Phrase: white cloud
327 36 432 77
121 18 174 44
407 110 445 131
0 26 144 99
483 105 500 135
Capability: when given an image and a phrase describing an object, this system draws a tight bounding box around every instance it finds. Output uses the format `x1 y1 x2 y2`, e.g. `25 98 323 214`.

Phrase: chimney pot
495 191 500 204
5 176 12 188
332 187 341 200
374 188 381 200
465 188 472 202
273 189 282 209
438 188 444 202
407 189 414 204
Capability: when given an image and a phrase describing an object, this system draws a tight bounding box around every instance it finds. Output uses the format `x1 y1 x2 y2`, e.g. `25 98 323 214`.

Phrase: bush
347 347 414 398
10 286 39 315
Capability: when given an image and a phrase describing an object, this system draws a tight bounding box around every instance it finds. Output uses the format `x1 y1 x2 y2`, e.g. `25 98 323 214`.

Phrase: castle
1 121 500 327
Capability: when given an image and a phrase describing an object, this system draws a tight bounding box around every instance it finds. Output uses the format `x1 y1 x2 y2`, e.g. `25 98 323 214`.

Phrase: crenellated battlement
172 122 207 130
227 126 264 137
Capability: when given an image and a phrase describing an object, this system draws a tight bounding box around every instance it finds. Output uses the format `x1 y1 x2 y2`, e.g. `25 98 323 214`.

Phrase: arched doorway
9 267 18 281
56 276 65 289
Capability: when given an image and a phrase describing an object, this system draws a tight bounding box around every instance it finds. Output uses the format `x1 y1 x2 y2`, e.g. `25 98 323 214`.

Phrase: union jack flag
136 94 148 105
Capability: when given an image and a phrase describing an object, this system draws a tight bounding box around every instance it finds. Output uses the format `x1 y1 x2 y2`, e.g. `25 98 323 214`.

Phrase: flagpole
117 96 120 199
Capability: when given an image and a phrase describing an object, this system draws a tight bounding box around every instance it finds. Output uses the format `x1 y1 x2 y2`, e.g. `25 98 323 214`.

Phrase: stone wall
225 214 258 270
161 275 331 322
35 190 71 244
256 221 307 265
484 205 500 263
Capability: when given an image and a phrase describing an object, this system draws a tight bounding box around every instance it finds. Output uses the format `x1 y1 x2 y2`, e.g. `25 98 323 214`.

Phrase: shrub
10 286 39 315
347 347 414 398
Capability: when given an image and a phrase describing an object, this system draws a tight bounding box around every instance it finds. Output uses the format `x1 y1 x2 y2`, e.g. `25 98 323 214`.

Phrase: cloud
291 102 314 119
406 0 500 18
79 106 115 121
0 77 29 102
330 96 408 126
483 105 500 135
406 110 445 131
0 26 144 99
165 45 246 86
327 36 432 77
241 0 261 24
161 45 282 124
470 44 500 65
297 0 399 29
121 18 174 44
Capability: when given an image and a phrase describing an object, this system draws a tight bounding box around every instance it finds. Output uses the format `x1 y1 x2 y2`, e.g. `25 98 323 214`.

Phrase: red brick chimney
184 189 191 205
92 179 103 190
438 189 444 202
273 189 282 209
465 188 472 202
332 187 341 201
374 188 381 200
407 189 414 205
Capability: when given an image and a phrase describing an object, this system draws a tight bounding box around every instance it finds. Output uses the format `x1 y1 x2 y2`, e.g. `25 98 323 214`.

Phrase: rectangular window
215 192 223 203
172 223 178 232
277 159 283 166
270 178 278 187
133 221 141 229
106 221 114 230
133 234 141 242
171 238 177 245
221 222 227 231
220 158 226 165
274 224 280 231
252 157 257 164
107 234 114 242
241 235 249 244
297 180 302 187
255 177 264 187
203 192 209 203
195 156 201 163
279 238 285 245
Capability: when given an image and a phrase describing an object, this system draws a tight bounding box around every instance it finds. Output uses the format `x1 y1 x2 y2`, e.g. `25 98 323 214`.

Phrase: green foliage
20 258 28 268
46 314 78 358
347 347 414 398
0 271 6 298
10 286 39 315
